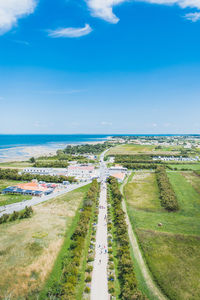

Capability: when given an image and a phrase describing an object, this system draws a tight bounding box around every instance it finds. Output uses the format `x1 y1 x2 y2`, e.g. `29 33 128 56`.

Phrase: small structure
111 172 126 183
2 181 54 197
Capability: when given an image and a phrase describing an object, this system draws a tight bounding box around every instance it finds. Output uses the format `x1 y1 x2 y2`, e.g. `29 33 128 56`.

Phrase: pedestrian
99 259 101 264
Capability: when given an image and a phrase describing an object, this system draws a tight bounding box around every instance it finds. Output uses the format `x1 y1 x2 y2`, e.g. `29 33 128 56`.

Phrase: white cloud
48 24 92 38
184 11 200 21
86 0 125 23
86 0 200 23
101 121 113 126
0 0 37 35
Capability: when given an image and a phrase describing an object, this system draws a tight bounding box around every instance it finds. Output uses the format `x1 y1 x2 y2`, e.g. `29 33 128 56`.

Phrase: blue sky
0 0 200 134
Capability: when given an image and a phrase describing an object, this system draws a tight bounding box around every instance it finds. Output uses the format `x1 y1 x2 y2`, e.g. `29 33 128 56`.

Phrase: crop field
0 184 89 299
0 179 31 207
124 171 200 300
107 144 181 156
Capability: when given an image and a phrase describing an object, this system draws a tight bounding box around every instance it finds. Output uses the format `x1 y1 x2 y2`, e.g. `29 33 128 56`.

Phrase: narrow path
91 181 109 300
120 177 168 300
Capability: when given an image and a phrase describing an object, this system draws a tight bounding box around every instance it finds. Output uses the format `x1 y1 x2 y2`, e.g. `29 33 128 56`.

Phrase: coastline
0 139 109 163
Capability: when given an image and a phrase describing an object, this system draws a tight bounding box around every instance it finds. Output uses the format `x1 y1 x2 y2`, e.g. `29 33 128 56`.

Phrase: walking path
90 180 109 300
120 177 168 300
0 181 91 217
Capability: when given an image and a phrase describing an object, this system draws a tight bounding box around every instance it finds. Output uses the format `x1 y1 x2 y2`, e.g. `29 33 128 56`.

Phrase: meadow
107 144 181 156
124 171 200 300
0 184 89 299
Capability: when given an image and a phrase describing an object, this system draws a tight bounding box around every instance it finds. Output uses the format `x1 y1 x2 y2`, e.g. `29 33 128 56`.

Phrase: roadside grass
106 144 180 156
0 179 31 207
124 171 200 299
0 185 89 299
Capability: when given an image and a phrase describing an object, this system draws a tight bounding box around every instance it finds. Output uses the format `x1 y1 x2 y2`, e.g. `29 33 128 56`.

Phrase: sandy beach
0 139 110 163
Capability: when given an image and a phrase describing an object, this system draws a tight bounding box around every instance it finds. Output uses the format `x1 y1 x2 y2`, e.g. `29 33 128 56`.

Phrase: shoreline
0 139 110 163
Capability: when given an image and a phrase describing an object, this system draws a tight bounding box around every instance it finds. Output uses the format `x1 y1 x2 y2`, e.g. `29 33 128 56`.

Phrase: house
111 172 126 183
2 181 54 197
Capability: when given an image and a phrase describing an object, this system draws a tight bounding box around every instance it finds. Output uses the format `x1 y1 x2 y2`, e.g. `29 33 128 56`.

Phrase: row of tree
155 166 179 211
63 142 111 155
33 160 69 168
0 168 76 183
122 163 157 170
107 177 146 300
47 180 99 299
0 206 33 224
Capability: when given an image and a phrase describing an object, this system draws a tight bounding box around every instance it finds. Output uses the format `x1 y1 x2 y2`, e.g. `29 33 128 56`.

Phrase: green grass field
124 171 200 300
167 164 200 171
107 144 181 156
0 161 32 168
0 179 31 207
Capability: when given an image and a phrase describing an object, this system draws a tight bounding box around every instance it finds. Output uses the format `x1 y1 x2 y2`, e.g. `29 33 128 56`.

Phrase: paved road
0 181 91 217
91 180 109 300
91 149 109 300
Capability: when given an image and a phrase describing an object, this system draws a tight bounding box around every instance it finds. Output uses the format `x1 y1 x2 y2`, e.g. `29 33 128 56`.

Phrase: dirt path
120 177 168 300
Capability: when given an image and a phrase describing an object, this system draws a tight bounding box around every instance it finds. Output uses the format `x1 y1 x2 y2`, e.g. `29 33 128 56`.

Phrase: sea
0 134 110 161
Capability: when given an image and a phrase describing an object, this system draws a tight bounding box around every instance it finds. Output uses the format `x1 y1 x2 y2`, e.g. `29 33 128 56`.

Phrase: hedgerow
107 177 146 300
0 206 33 224
46 180 99 299
155 166 179 212
0 168 76 183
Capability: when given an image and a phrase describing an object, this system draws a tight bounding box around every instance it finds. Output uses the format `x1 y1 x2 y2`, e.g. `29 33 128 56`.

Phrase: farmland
124 171 200 300
0 184 89 299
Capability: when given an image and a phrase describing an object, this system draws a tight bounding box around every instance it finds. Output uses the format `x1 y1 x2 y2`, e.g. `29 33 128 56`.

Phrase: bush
85 275 92 283
84 286 90 294
0 206 33 224
86 265 93 273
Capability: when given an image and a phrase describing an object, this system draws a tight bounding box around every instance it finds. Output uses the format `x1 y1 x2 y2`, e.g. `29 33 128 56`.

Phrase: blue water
0 134 110 150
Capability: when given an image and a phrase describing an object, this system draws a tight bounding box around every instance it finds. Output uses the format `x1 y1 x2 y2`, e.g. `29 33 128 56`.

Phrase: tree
29 157 36 163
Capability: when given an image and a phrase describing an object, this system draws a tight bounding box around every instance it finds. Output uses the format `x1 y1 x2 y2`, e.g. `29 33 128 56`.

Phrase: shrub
85 275 92 283
86 265 93 273
84 286 90 294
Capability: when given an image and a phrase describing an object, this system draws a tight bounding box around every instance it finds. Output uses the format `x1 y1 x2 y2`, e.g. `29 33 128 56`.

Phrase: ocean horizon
0 133 199 151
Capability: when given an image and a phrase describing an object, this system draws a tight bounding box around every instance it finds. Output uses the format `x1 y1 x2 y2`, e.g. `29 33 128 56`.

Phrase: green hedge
155 166 179 211
107 177 146 300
